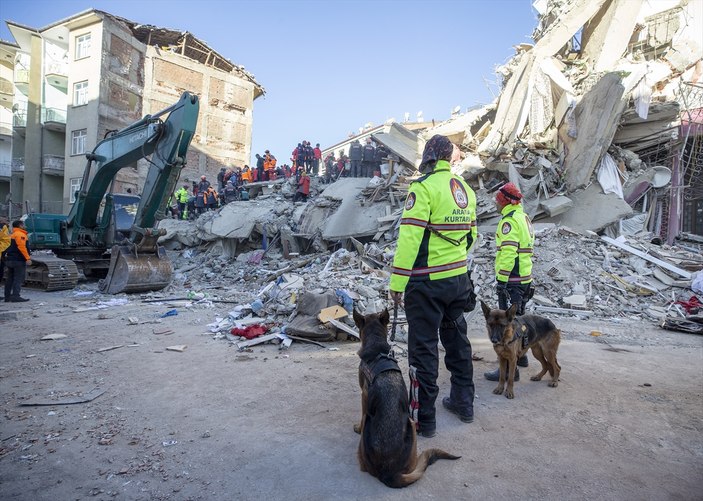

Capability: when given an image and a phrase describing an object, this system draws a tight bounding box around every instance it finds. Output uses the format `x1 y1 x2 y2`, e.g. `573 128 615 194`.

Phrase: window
75 34 91 60
73 80 88 106
70 178 82 204
71 129 87 156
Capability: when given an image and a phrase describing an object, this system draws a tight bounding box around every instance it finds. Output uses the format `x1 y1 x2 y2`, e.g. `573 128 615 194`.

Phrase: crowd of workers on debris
166 137 392 220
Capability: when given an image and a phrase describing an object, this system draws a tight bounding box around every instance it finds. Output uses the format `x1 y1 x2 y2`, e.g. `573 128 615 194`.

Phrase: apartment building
3 9 264 216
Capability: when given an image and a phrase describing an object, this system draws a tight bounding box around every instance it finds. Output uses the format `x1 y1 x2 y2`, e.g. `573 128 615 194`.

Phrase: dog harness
506 317 531 350
360 352 401 385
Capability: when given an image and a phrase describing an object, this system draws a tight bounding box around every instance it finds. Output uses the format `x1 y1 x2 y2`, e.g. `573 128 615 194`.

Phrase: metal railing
14 69 29 85
13 111 27 127
0 161 10 178
45 61 68 77
11 158 24 172
42 107 67 124
42 154 65 174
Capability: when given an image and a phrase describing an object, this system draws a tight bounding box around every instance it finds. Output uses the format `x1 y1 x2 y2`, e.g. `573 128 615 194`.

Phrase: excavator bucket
99 244 173 294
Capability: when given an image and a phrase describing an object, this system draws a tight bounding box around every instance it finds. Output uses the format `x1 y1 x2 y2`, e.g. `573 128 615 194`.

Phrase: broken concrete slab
198 202 273 240
372 122 421 168
561 72 627 191
542 184 632 233
539 195 573 216
301 179 391 241
581 0 644 72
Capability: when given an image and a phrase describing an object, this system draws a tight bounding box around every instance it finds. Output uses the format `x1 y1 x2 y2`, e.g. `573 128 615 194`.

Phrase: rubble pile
417 0 702 239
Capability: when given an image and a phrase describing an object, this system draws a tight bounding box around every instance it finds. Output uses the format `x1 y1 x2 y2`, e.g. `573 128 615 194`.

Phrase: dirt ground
1 286 702 501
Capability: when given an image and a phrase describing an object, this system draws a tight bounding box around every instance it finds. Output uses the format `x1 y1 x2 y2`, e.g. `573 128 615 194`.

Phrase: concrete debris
137 0 702 348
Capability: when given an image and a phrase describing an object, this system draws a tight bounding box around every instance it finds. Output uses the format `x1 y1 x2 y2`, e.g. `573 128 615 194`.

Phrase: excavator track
26 255 80 291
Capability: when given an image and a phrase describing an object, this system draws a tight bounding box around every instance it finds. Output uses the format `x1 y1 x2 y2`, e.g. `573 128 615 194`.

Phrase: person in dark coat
348 140 363 178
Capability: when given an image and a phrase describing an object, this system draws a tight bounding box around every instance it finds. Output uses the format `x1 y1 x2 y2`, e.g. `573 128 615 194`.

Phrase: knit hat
419 135 454 173
496 182 522 206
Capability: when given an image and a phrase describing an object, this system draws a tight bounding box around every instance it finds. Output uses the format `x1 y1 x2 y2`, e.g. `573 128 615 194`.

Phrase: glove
464 272 477 312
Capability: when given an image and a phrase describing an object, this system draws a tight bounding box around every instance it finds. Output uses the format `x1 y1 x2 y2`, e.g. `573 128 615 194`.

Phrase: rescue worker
241 165 252 184
348 139 363 178
263 150 277 181
205 186 219 211
389 134 477 437
0 216 10 283
293 170 310 202
4 219 32 302
361 138 376 177
255 154 265 181
175 184 190 220
197 175 210 194
483 182 535 382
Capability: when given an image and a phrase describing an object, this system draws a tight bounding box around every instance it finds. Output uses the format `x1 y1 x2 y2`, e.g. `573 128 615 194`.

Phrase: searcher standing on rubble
483 182 536 382
389 134 477 438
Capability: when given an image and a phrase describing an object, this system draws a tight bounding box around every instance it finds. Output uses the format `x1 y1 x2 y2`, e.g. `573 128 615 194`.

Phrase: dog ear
379 308 390 326
506 303 518 320
480 300 491 319
352 308 365 330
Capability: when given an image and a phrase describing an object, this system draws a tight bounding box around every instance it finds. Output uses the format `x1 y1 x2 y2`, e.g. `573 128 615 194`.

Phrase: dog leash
390 302 398 342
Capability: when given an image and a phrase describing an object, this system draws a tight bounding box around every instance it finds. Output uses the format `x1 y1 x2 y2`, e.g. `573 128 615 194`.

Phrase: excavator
24 91 199 294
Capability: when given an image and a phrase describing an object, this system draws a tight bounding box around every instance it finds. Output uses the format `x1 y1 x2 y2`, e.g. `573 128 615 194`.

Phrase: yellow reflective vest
495 203 534 284
175 187 189 203
390 160 477 292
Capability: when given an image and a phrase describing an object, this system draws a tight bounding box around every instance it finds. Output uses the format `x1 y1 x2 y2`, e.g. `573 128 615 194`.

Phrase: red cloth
675 296 702 314
231 324 269 340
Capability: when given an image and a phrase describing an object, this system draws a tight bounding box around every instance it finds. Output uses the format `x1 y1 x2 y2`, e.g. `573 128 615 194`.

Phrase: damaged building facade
423 0 703 243
2 8 264 216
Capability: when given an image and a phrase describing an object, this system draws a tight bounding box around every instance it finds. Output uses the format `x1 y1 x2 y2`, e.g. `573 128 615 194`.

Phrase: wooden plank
601 236 692 279
317 305 348 323
326 318 360 339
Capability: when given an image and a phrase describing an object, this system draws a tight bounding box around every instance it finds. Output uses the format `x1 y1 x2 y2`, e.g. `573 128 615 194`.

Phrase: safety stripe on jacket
392 260 466 277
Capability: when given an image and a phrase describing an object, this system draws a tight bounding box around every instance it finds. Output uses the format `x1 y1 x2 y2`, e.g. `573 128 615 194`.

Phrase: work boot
10 297 29 302
484 367 519 382
442 386 474 423
517 355 529 367
442 397 474 423
418 426 436 438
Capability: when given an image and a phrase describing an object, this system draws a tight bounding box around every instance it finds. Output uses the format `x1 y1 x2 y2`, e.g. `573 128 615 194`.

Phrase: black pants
4 260 26 299
350 160 361 178
497 282 530 315
405 273 474 429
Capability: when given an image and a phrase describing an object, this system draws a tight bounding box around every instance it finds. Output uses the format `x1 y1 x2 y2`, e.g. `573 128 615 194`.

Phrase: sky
0 0 539 166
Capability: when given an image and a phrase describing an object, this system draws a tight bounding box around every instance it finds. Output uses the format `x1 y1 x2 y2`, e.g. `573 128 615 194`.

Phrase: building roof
4 9 265 99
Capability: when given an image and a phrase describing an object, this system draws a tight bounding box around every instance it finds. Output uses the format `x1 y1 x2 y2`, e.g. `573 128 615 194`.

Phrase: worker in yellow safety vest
484 182 536 383
389 134 477 437
175 184 190 219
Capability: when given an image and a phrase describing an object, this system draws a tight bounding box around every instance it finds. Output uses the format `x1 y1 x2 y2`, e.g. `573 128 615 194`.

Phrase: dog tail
389 449 460 488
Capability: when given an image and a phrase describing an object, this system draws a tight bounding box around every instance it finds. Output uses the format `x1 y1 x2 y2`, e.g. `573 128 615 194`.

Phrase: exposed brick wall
108 34 144 85
107 81 142 120
153 59 203 94
209 77 250 111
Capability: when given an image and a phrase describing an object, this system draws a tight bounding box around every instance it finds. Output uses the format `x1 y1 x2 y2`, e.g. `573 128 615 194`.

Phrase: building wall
143 45 256 185
63 18 103 212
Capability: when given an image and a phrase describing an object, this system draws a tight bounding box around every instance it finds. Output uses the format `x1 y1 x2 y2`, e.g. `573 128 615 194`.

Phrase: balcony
42 107 66 132
0 77 12 108
45 62 68 91
0 122 11 137
42 154 65 176
13 110 26 136
0 161 10 180
11 157 24 174
14 69 29 94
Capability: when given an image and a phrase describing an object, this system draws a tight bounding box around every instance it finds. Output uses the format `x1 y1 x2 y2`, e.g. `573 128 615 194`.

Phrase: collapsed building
47 0 703 341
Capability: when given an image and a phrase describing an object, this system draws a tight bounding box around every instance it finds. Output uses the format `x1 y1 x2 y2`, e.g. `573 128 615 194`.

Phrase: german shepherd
352 308 459 488
480 301 561 399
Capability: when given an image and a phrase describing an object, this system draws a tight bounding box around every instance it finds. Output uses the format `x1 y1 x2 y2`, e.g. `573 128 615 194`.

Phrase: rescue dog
480 301 561 399
353 308 459 488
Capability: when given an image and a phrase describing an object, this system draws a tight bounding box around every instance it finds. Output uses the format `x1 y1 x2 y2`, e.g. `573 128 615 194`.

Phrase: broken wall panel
561 72 627 191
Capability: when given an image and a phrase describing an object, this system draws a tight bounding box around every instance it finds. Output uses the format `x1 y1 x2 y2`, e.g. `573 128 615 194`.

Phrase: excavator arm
98 92 199 293
25 92 199 293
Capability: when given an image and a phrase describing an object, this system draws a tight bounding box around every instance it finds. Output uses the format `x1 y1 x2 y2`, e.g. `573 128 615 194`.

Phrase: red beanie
496 182 522 206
